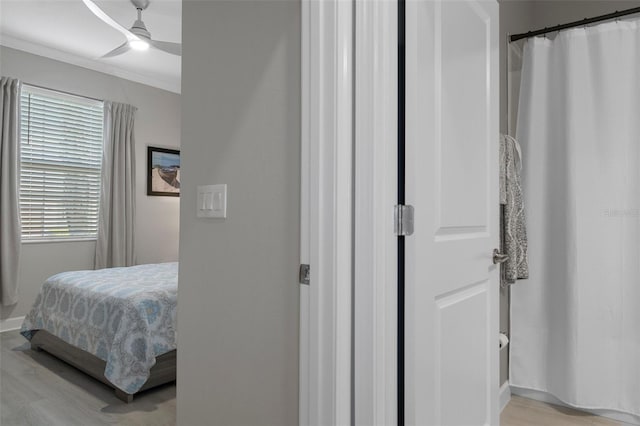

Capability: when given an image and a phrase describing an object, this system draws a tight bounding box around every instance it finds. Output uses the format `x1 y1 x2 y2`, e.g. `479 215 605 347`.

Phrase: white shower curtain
511 20 640 419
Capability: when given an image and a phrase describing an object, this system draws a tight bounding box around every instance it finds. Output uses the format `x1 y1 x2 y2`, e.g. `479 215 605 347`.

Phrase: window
20 85 104 241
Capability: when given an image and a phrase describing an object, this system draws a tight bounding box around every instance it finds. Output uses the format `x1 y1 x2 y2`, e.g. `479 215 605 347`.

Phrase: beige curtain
0 77 22 306
95 101 137 269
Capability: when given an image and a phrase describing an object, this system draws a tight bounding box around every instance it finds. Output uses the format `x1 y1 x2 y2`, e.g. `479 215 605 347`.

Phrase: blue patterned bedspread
21 262 178 394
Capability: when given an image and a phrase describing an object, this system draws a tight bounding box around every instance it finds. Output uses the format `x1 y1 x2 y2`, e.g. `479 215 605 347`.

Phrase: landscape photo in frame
147 146 180 196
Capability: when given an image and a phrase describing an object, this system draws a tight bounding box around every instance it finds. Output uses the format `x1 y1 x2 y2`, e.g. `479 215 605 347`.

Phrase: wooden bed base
29 330 176 403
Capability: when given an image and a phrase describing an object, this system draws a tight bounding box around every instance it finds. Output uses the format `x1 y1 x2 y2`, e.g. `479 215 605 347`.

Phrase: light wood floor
502 395 627 426
0 330 176 426
2 328 632 426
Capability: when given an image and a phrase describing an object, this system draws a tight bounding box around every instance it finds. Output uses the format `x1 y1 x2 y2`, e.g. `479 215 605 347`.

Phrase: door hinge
299 264 310 285
394 204 414 236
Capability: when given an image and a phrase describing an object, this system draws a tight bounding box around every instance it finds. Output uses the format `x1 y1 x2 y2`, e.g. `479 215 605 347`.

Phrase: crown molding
0 34 181 94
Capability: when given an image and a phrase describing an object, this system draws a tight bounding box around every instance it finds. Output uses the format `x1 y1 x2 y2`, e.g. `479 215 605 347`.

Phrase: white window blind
20 85 104 241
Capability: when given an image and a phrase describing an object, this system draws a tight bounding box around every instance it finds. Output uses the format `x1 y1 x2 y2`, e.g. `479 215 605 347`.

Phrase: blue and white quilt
21 262 178 394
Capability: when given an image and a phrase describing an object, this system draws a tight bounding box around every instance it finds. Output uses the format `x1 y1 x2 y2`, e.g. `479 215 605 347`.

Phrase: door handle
493 249 509 265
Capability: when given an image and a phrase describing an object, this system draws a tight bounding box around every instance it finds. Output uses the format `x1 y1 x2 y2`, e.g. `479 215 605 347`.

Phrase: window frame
19 84 105 243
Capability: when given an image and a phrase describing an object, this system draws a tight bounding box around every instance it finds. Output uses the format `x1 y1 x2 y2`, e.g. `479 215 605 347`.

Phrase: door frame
300 0 399 424
302 1 500 424
299 0 353 424
354 0 398 425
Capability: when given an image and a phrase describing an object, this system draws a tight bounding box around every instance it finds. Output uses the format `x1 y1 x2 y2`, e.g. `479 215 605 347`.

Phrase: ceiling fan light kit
128 10 151 50
82 0 181 58
129 39 150 51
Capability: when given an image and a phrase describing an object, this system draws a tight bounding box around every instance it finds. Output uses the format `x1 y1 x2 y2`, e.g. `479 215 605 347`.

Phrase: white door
405 1 500 425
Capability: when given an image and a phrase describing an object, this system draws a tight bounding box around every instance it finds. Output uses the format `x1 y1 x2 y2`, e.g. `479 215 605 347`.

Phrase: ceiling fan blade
82 0 137 42
149 40 182 56
101 42 132 58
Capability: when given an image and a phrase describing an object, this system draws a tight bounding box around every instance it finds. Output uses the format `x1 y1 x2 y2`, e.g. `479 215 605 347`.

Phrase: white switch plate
197 184 227 218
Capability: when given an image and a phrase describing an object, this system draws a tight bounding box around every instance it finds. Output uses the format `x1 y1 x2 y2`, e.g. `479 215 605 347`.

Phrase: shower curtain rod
510 6 640 42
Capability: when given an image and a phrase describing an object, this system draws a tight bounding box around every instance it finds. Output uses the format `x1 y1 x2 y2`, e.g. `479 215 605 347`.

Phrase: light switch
213 192 223 212
197 184 227 218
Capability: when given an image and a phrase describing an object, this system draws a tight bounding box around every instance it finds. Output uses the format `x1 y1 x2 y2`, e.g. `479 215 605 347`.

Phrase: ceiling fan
82 0 181 58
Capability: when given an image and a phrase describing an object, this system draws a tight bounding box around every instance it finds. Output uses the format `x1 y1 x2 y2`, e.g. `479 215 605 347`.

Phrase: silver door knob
493 249 509 264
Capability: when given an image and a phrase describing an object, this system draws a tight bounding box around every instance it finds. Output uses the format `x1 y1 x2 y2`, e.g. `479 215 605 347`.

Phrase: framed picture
147 146 181 197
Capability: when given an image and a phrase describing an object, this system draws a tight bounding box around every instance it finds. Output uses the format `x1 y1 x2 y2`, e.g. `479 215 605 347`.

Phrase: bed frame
29 330 176 403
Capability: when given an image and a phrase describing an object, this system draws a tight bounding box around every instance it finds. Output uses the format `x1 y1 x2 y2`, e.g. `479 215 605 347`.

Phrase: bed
20 262 178 403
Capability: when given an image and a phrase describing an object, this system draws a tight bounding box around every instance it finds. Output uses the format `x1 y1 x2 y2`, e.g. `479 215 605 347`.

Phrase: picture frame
147 146 181 197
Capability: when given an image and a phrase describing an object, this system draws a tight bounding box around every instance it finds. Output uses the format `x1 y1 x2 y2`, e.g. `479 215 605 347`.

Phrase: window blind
20 85 104 241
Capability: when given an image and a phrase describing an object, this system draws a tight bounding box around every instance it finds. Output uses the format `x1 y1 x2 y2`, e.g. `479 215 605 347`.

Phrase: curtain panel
95 101 137 269
0 77 22 306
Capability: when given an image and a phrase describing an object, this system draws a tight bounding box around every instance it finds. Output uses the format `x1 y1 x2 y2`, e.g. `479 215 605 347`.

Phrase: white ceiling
0 0 182 93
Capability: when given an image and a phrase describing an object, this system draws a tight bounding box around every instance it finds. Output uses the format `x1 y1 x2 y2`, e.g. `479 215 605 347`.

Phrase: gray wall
498 0 535 388
0 46 181 321
499 0 535 136
531 0 640 29
177 1 300 425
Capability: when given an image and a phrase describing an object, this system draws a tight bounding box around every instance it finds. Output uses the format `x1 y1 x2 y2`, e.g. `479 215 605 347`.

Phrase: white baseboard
499 381 511 413
0 316 24 333
511 386 640 425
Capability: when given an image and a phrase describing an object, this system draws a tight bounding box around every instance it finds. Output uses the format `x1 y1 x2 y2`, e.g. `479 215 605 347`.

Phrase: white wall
0 46 181 321
177 1 300 425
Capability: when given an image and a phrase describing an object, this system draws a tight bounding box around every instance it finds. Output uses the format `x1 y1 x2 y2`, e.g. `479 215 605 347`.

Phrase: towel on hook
500 134 529 284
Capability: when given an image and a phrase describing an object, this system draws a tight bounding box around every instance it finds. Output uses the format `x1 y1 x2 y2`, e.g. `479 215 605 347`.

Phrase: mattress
21 262 178 394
